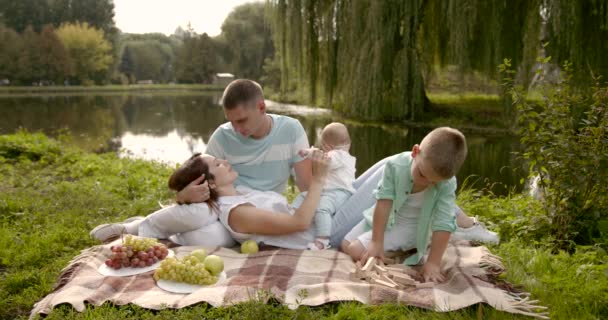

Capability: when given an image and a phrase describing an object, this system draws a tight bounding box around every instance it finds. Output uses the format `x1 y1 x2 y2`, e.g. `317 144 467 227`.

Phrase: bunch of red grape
104 236 169 269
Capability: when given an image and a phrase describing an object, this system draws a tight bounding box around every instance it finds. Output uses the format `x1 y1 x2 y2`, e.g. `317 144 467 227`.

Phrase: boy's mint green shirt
362 152 457 265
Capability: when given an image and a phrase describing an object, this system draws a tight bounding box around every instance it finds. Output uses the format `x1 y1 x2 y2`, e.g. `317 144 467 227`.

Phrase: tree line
0 1 273 85
268 0 608 121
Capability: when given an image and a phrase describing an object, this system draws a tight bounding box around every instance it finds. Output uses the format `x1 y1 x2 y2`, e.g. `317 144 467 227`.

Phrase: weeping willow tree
268 0 608 121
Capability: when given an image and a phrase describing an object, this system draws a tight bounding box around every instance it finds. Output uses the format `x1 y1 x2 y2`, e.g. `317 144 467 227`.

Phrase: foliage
0 24 71 85
501 58 608 249
37 25 73 83
219 2 274 81
118 45 135 82
175 33 220 84
0 132 607 319
56 22 113 85
0 131 62 162
457 189 550 245
0 0 116 35
0 25 23 79
269 0 608 121
118 33 182 84
545 1 608 84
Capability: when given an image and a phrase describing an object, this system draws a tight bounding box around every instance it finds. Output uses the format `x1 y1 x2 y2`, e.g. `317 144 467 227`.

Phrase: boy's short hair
419 127 467 178
221 79 264 110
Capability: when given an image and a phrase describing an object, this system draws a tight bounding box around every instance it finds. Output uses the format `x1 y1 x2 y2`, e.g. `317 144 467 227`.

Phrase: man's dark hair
221 79 264 110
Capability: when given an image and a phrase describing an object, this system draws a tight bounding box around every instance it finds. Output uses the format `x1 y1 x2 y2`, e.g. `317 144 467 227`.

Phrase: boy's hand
421 262 445 283
360 241 384 263
176 174 209 204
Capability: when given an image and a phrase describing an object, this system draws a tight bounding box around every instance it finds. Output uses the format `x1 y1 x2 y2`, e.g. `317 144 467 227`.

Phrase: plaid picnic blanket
31 240 548 319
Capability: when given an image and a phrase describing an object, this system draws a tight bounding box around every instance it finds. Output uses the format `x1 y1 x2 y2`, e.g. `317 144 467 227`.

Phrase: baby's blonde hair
321 122 351 150
419 127 467 178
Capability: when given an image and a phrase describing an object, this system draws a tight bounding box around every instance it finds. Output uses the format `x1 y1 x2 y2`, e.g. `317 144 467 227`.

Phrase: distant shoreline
0 84 225 94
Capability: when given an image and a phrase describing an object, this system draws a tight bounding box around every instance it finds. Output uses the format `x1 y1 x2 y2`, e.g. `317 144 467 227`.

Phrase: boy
296 122 356 250
341 127 467 283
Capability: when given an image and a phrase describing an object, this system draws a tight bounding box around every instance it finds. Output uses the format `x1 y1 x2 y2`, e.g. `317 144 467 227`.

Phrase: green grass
1 132 606 319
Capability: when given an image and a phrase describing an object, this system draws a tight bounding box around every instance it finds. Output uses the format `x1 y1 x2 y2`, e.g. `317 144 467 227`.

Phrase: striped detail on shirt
205 114 309 193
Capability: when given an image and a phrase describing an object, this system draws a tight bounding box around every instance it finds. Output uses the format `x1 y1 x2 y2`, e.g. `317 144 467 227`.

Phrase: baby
296 122 356 250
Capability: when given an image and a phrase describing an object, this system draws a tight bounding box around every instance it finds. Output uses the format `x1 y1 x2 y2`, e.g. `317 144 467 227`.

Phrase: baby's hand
298 149 312 158
421 262 445 283
310 148 329 183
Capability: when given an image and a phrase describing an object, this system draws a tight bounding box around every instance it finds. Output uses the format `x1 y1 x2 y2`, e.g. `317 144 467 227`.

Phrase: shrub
0 131 62 162
500 58 608 249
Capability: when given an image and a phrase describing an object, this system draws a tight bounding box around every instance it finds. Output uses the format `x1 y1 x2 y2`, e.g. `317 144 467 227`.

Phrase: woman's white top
217 186 314 249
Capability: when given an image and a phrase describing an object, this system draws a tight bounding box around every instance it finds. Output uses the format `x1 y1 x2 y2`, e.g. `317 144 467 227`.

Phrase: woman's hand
309 148 329 185
176 174 210 204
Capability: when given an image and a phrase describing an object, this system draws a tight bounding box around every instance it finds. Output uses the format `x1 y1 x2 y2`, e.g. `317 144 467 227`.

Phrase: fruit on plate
203 255 224 276
104 235 169 270
154 253 222 285
190 249 207 262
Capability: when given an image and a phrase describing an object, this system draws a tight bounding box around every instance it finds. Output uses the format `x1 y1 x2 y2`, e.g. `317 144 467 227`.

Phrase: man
177 79 312 203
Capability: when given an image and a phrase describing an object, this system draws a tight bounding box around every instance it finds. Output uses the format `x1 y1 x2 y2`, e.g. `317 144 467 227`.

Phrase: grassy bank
1 132 606 319
268 89 511 133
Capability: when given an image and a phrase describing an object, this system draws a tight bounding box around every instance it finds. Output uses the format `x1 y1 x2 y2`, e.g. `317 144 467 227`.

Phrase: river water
0 92 525 194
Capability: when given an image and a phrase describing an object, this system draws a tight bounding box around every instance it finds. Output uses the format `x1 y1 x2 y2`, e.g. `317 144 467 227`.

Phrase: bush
0 131 63 162
500 58 608 249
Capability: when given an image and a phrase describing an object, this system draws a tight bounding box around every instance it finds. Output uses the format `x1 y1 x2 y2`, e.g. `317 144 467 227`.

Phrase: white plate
97 249 175 277
156 271 227 294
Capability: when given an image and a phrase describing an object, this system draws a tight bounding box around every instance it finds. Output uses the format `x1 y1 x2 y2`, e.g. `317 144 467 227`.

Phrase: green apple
203 255 224 276
190 249 207 263
241 240 259 254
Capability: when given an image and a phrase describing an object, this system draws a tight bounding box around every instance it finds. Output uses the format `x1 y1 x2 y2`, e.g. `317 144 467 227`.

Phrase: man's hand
176 174 210 204
421 261 445 283
360 241 384 263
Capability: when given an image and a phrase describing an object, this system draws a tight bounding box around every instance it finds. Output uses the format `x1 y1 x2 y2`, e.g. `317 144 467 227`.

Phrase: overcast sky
113 0 262 36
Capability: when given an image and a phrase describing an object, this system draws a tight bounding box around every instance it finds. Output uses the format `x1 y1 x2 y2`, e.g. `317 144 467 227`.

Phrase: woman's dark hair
168 153 219 211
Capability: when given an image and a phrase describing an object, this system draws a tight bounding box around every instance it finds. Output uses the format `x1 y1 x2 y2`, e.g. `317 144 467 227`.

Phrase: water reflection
0 93 524 194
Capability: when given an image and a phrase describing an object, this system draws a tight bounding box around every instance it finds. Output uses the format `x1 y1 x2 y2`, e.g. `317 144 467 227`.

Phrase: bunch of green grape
154 255 219 285
123 235 159 252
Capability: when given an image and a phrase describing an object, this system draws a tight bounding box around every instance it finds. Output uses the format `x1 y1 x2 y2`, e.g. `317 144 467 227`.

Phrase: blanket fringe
503 291 550 319
479 250 506 274
53 245 103 292
478 247 549 319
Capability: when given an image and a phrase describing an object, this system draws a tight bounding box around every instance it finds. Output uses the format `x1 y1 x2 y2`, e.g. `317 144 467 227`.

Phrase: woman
90 150 329 249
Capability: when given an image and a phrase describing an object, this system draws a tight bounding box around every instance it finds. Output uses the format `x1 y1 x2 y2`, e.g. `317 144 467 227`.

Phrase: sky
113 0 262 36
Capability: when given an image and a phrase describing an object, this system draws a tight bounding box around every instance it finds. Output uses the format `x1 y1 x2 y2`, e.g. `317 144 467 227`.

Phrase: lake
0 92 525 195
